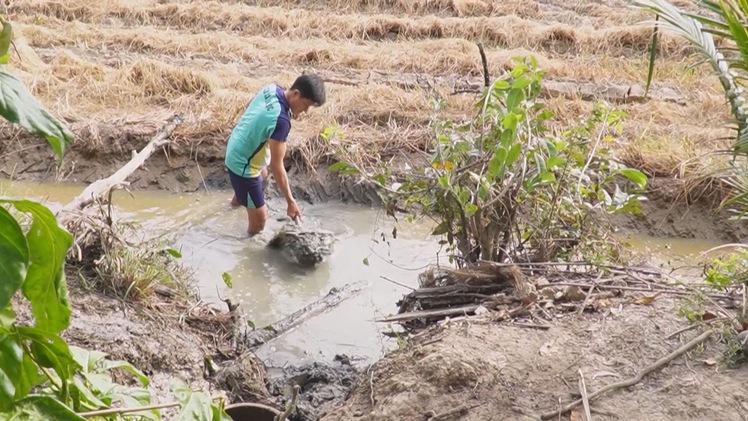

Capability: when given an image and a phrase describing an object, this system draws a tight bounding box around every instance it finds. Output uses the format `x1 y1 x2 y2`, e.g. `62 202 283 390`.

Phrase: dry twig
540 330 713 420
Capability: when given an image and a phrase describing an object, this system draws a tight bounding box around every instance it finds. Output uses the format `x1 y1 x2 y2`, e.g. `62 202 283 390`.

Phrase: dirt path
322 298 748 421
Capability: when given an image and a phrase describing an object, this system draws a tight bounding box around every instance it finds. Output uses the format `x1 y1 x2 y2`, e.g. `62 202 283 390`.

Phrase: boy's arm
268 138 299 216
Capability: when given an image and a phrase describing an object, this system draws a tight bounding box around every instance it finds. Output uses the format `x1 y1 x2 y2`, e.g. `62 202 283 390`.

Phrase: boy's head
285 74 326 117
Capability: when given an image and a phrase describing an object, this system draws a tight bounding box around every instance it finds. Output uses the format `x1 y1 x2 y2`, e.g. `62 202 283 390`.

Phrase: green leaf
505 143 522 167
0 395 86 421
506 89 525 110
0 206 29 311
171 381 214 421
618 168 648 189
645 15 660 98
464 203 478 218
488 148 508 178
0 68 74 159
329 161 352 172
17 326 79 384
546 156 565 169
431 221 449 236
0 334 23 409
0 55 9 65
211 404 233 421
100 359 150 387
0 18 12 58
492 80 510 90
2 200 74 334
165 248 182 258
72 376 108 410
113 393 159 421
221 272 232 289
512 75 532 90
69 346 107 374
15 353 40 401
0 306 15 328
539 172 556 183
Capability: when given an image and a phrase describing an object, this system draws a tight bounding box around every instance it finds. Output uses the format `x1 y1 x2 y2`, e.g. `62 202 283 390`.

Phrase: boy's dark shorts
228 169 265 209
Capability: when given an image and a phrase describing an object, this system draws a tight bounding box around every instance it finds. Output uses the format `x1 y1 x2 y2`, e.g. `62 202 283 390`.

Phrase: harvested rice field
0 0 736 202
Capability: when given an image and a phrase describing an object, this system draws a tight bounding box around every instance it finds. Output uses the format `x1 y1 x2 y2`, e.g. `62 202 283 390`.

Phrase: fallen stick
540 330 713 420
244 280 367 349
78 394 224 417
578 369 592 421
58 113 184 216
377 304 480 323
539 282 734 300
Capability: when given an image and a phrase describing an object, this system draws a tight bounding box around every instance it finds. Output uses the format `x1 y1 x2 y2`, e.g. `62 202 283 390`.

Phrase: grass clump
93 238 193 302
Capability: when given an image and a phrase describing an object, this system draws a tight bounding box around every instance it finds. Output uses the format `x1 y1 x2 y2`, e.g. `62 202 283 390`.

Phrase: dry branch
58 113 184 217
540 330 713 420
243 281 367 349
377 304 481 323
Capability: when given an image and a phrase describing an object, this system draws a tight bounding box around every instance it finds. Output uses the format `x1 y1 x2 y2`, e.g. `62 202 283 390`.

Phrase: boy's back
225 83 291 179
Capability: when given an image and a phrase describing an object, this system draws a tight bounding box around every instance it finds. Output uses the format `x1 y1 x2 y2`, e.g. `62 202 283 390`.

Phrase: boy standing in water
225 74 326 235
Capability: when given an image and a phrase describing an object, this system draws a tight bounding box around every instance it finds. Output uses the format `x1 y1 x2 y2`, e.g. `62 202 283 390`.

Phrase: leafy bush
330 56 648 266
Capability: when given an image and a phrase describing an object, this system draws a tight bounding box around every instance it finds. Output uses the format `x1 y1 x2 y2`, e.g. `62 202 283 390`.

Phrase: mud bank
322 299 748 421
2 134 748 244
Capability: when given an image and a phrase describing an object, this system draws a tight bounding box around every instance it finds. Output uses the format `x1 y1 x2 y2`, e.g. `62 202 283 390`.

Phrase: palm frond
635 0 748 156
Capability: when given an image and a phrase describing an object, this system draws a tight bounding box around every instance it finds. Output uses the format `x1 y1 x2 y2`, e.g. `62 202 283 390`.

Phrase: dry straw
0 0 731 185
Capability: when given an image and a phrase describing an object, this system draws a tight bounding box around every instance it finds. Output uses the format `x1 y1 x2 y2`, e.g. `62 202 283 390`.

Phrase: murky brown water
0 179 735 367
1 179 444 367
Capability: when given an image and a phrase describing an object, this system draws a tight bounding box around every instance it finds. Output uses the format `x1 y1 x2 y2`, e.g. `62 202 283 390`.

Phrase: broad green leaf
546 156 565 169
506 89 525 111
512 75 532 90
0 334 23 410
618 168 648 189
0 306 15 328
72 376 109 410
69 346 107 374
488 148 508 178
0 395 86 421
0 68 74 159
2 200 74 334
492 80 510 90
101 359 150 387
539 172 556 183
211 404 233 421
17 326 79 384
431 221 449 236
464 203 478 218
172 381 214 421
113 393 159 421
0 206 29 310
15 353 40 402
505 143 522 167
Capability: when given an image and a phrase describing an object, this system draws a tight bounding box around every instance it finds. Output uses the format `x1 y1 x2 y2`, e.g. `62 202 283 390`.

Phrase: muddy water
0 179 735 368
0 179 445 368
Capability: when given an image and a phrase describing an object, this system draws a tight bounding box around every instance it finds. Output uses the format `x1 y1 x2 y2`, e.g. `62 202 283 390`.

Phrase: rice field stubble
0 0 736 208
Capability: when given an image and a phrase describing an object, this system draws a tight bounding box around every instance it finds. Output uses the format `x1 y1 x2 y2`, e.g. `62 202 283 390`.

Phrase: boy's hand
287 200 302 223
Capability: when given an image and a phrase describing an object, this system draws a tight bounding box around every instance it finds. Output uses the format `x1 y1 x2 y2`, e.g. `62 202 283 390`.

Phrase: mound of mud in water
268 355 360 421
267 221 336 268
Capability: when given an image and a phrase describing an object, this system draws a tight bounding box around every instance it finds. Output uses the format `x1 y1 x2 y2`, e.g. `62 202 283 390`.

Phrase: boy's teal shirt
225 84 291 178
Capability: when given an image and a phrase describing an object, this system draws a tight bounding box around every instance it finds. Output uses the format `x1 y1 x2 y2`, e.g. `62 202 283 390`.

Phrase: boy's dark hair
291 74 326 106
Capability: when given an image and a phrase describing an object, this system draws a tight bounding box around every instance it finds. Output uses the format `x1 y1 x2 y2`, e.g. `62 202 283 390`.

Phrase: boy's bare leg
246 205 268 236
